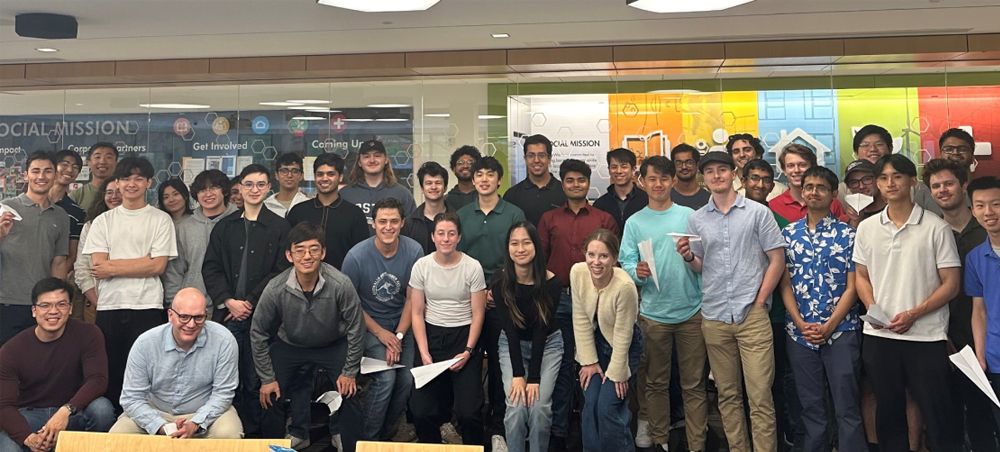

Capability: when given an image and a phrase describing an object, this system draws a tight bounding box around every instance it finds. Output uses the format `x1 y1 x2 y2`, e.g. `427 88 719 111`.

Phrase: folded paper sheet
360 357 405 375
0 204 22 221
411 357 462 389
637 239 660 291
667 232 701 242
860 304 891 329
950 345 1000 408
845 193 874 213
315 391 343 416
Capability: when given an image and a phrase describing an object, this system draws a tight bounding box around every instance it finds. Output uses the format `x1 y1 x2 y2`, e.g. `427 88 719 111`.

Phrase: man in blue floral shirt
778 166 865 452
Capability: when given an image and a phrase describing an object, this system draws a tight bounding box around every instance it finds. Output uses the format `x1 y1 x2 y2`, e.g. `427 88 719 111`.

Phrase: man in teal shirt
620 156 708 452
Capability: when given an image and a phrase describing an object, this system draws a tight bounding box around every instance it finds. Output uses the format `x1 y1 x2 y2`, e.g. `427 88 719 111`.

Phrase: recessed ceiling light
343 118 374 122
491 33 510 39
291 116 326 121
35 47 59 53
367 103 411 108
306 108 342 113
425 113 451 118
375 118 408 122
287 106 317 110
260 101 303 107
478 114 506 120
317 0 440 12
286 99 330 104
139 103 211 109
626 0 754 13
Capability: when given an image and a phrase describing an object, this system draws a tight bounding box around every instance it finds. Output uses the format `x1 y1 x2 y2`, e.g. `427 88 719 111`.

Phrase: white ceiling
3 0 1000 64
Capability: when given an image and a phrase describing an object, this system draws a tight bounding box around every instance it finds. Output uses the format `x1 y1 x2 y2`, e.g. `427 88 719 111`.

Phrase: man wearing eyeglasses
251 223 364 450
669 143 711 210
264 152 311 218
203 163 290 438
110 287 242 439
939 128 979 174
0 278 114 452
844 124 942 216
842 159 885 228
445 145 481 212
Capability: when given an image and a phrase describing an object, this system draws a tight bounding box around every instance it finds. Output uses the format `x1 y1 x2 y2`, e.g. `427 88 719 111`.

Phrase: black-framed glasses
34 301 71 312
277 167 303 175
169 308 207 324
846 175 875 188
241 181 269 191
941 145 972 155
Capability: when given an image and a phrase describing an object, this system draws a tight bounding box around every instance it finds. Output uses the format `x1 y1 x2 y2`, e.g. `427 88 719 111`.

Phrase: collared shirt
950 218 987 349
401 202 448 255
538 203 618 288
286 196 369 269
457 197 526 282
55 194 85 241
0 194 70 305
770 189 849 225
445 186 477 213
120 322 238 434
502 174 566 226
853 204 961 342
966 239 1000 370
263 191 311 218
687 194 786 324
593 184 648 232
782 216 860 350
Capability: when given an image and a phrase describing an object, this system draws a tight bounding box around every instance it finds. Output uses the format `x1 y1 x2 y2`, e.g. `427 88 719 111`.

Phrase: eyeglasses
34 301 71 312
291 246 323 258
858 141 889 151
277 167 302 175
169 308 207 324
241 181 269 191
941 145 972 155
746 174 774 184
104 189 122 197
674 159 697 167
802 184 831 193
846 175 875 188
524 152 549 161
455 159 475 167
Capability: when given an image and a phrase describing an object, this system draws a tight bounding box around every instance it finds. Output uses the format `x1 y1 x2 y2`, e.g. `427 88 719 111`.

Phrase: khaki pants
109 406 243 439
637 312 709 451
702 306 776 452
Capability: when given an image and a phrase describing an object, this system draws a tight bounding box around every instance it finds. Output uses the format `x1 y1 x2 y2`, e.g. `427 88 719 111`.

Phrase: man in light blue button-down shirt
109 288 242 438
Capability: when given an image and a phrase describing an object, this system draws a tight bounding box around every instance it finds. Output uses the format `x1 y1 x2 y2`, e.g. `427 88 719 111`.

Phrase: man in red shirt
771 143 849 224
537 158 618 450
0 278 114 452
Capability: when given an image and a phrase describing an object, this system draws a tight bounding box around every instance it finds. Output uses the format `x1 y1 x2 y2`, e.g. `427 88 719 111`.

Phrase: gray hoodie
162 204 239 308
250 263 364 382
340 181 416 226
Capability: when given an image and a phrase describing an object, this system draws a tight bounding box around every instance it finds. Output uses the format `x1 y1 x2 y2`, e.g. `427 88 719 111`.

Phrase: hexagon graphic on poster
263 146 278 161
447 123 460 139
47 128 62 145
531 113 547 127
404 172 417 190
483 142 498 157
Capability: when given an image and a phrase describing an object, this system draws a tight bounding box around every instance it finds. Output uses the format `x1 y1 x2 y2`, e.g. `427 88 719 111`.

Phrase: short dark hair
853 125 893 152
114 156 154 180
88 142 119 159
875 154 917 178
274 151 302 171
968 176 1000 199
939 128 975 150
239 163 271 180
157 178 192 216
53 149 83 169
725 133 765 157
670 143 700 163
373 197 406 220
606 148 636 167
191 169 231 201
230 175 242 186
559 159 591 180
287 222 325 251
472 156 504 179
639 155 675 178
923 158 969 187
802 166 839 191
433 211 462 236
31 277 73 305
743 158 775 179
450 145 482 170
522 134 552 156
417 161 449 187
778 143 818 168
314 153 346 175
25 151 56 170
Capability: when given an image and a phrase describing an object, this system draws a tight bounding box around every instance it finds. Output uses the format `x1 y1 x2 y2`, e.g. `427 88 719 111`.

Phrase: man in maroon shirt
0 278 113 452
536 158 618 450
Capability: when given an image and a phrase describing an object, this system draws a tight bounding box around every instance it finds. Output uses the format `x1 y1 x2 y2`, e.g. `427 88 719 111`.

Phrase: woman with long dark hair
157 177 192 222
492 221 562 452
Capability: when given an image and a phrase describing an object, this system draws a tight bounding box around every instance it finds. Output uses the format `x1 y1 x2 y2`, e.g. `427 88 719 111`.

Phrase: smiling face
857 133 891 164
473 169 500 197
507 226 536 268
55 156 81 186
702 162 735 194
845 170 876 196
26 158 55 196
195 184 224 212
239 172 270 207
673 150 698 182
118 172 151 204
782 153 811 188
802 175 835 212
359 151 388 177
730 139 757 170
276 163 303 191
743 168 775 204
421 175 445 202
286 238 325 276
161 186 187 216
608 158 634 187
314 164 341 196
373 207 403 248
524 144 551 179
432 220 461 255
88 147 117 180
972 187 1000 235
32 289 72 335
561 171 590 202
103 180 123 209
928 170 966 211
584 239 616 282
168 289 208 350
453 155 476 183
941 136 975 168
641 166 674 205
229 183 243 209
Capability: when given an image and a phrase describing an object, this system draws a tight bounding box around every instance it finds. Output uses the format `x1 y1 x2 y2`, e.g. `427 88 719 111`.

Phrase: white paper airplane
360 357 405 375
860 304 891 329
950 346 1000 408
637 239 660 291
411 357 462 389
845 193 874 213
667 232 701 242
0 204 22 222
315 391 343 416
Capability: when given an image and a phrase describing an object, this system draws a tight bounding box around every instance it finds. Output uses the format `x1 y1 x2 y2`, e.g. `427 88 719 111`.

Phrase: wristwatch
62 403 78 415
395 331 404 340
464 346 474 354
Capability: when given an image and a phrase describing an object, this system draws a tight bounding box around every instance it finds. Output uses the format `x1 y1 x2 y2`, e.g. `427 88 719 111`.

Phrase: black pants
409 323 484 446
0 304 33 345
956 365 999 451
862 336 961 452
96 309 164 410
225 318 266 437
261 338 348 440
483 307 506 435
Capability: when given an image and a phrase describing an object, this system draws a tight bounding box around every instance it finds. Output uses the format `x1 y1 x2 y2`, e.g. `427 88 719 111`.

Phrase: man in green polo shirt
456 155 525 447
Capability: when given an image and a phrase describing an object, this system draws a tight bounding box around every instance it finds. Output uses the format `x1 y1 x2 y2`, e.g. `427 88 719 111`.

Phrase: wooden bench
356 441 484 452
54 431 291 452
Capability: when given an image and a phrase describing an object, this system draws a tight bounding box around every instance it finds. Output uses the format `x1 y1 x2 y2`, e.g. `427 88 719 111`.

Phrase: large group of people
1 125 999 452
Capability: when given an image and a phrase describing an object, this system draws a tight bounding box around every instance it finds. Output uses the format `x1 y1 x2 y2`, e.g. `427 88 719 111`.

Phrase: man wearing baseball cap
341 140 416 227
842 159 885 228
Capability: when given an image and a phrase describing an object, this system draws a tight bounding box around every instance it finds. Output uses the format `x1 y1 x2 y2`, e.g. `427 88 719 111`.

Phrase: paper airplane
845 193 874 213
411 357 462 389
0 204 22 222
361 357 405 375
314 391 343 416
637 239 660 291
667 232 701 242
950 346 1000 408
860 304 891 329
162 423 178 436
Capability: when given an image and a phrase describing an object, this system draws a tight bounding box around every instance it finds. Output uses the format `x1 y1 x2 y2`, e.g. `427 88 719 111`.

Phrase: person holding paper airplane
408 212 487 446
778 166 866 452
853 153 963 451
250 223 364 450
843 125 942 217
964 176 1000 433
843 159 885 228
619 156 708 452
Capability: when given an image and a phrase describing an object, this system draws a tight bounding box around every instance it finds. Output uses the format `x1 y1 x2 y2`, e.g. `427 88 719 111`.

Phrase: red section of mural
918 87 999 178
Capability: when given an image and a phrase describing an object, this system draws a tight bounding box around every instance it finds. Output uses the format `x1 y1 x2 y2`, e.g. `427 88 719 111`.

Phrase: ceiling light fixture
285 99 330 104
367 103 411 108
375 118 408 122
35 47 59 53
343 118 374 122
316 0 439 12
424 113 451 118
478 114 506 120
291 116 326 121
626 0 754 13
260 101 303 107
306 108 341 113
491 33 510 39
287 106 318 110
139 103 211 109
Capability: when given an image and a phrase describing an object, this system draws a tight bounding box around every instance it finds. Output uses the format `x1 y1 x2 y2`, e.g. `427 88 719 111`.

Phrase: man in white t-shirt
82 156 177 408
853 154 961 451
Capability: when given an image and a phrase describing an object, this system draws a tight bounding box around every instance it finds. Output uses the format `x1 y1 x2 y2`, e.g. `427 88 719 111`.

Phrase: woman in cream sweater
571 228 642 452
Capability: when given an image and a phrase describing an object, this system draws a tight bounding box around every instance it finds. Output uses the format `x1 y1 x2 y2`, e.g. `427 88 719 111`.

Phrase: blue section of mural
756 89 840 178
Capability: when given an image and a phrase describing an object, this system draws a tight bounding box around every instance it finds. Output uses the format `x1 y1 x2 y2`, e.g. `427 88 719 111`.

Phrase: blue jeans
581 324 642 452
551 290 575 438
499 331 563 452
360 330 414 440
0 397 115 452
225 318 263 437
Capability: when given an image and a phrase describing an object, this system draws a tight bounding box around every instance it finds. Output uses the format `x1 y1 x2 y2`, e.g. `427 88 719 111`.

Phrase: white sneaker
440 422 462 444
331 433 342 451
635 419 653 448
658 443 669 451
491 434 509 452
286 435 311 451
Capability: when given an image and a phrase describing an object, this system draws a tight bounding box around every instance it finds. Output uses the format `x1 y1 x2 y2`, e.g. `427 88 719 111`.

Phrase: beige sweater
570 263 639 383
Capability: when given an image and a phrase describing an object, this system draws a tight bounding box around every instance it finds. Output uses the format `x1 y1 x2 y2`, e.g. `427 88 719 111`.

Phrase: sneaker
491 434 509 452
286 435 311 451
331 433 342 451
658 443 669 451
440 422 462 444
636 419 653 448
670 419 687 431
